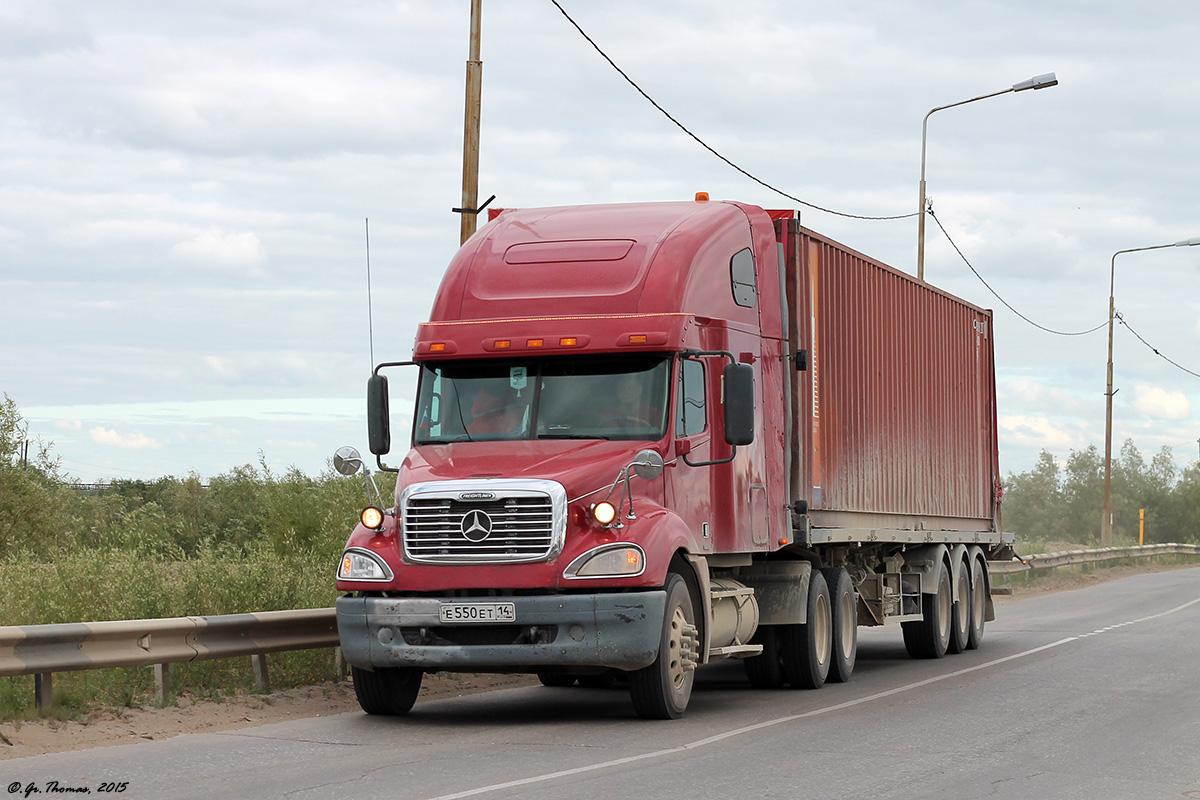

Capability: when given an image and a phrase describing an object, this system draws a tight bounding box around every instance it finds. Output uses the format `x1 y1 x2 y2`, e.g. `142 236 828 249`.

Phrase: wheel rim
956 570 970 638
839 589 855 656
666 604 697 693
937 574 952 641
814 592 831 667
971 562 986 627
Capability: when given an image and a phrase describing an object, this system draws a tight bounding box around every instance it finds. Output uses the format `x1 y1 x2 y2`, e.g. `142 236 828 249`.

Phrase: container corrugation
782 222 998 530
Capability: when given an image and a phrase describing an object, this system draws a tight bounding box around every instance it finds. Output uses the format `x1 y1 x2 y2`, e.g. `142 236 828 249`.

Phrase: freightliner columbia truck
334 197 1013 719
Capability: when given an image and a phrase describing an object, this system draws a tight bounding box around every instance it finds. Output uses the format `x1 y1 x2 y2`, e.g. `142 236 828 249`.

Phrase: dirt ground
1 561 1193 761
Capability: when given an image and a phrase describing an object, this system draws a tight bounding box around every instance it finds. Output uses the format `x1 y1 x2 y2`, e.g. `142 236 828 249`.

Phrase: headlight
338 548 394 581
564 543 645 579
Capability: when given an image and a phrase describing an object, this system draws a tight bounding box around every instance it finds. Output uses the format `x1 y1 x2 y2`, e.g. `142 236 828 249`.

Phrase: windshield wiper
538 433 612 440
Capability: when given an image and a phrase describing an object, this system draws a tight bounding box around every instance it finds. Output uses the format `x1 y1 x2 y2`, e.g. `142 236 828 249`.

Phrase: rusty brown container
779 220 1000 533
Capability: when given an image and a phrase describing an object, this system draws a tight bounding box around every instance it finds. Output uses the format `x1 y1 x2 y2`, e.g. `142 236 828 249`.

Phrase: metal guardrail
989 542 1200 575
0 608 337 709
2 544 1197 710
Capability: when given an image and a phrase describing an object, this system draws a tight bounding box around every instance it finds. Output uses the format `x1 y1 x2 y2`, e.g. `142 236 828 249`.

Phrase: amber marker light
361 506 385 530
592 501 617 526
527 338 544 348
628 334 648 344
429 343 446 352
559 337 578 347
695 192 710 201
494 339 511 349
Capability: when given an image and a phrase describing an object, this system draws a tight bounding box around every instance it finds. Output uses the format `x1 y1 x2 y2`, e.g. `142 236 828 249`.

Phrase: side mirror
333 445 365 476
367 374 391 456
723 363 755 446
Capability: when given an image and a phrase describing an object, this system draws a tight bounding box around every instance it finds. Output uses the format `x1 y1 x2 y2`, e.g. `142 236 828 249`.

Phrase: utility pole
458 0 484 246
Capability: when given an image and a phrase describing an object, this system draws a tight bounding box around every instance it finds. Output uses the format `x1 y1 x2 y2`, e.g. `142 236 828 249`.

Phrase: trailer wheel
629 573 699 719
966 556 987 650
948 557 971 655
537 673 577 688
902 562 952 659
351 666 423 715
780 569 831 689
743 626 785 689
822 567 857 683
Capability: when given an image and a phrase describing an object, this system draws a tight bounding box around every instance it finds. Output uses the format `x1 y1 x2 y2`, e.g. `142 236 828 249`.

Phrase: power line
1114 311 1200 379
548 0 917 222
928 208 1108 337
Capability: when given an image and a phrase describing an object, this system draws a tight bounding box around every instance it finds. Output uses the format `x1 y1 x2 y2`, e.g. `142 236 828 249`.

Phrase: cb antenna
365 217 376 369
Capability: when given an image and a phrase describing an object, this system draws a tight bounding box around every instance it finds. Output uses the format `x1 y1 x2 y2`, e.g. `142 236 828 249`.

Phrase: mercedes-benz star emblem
460 509 494 543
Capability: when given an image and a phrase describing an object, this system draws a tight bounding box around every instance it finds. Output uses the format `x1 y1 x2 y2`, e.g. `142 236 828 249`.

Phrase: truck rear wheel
948 558 971 655
780 569 831 689
629 573 699 719
902 562 952 659
822 567 857 683
351 665 423 715
966 556 987 650
743 627 785 689
537 673 577 687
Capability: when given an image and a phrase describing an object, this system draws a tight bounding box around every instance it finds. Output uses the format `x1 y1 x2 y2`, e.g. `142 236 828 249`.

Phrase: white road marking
424 595 1200 800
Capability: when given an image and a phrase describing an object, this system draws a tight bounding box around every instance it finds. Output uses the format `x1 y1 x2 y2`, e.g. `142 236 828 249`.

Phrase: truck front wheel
351 665 423 715
629 573 699 719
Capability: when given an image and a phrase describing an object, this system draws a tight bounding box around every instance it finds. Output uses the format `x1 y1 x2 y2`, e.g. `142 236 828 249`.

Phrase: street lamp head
1012 72 1058 92
1173 237 1200 247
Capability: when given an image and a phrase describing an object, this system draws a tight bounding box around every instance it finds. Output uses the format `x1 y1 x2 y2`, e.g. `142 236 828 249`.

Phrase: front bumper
336 591 666 672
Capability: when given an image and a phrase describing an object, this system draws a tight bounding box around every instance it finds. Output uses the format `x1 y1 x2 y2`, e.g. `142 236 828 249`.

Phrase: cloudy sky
2 0 1198 484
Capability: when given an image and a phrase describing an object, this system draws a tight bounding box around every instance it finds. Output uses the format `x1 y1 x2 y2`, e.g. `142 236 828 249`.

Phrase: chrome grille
400 479 566 564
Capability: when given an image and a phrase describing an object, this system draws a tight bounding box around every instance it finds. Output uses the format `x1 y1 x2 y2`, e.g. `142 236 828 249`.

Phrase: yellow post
1139 508 1145 545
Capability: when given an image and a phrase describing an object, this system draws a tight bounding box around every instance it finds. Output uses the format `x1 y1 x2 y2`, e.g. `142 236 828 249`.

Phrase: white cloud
1131 385 1190 420
172 228 266 273
90 426 162 450
998 415 1085 452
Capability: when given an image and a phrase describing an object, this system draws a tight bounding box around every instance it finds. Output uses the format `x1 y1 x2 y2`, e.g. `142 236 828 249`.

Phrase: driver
604 372 661 429
467 383 527 435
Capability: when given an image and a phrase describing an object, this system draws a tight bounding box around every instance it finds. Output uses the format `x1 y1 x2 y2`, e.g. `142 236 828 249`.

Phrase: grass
0 543 342 722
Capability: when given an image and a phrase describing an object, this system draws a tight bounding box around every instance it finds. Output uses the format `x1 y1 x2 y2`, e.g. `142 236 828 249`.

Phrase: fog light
361 506 385 530
592 501 617 526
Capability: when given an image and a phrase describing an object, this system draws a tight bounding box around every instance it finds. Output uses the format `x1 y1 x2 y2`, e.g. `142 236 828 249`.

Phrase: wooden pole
460 0 483 246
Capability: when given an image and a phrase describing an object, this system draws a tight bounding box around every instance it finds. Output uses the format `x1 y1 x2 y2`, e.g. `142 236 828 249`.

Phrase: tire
780 569 831 690
743 626 785 689
578 672 617 689
537 673 577 688
902 562 952 659
351 665 423 715
821 567 857 683
948 558 971 655
966 557 987 650
629 573 699 719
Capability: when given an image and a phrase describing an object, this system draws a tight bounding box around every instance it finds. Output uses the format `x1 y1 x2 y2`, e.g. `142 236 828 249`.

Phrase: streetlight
1101 237 1200 546
917 72 1058 281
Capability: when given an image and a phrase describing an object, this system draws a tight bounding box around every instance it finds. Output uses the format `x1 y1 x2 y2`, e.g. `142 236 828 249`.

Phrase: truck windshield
414 355 670 444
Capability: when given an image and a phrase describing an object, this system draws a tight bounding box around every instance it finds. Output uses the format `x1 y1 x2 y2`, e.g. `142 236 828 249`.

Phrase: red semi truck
334 198 1013 719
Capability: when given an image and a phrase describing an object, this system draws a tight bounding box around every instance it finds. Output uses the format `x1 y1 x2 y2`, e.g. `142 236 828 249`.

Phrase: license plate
438 602 517 624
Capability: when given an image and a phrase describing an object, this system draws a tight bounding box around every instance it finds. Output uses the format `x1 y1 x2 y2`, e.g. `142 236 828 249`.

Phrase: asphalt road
7 568 1200 800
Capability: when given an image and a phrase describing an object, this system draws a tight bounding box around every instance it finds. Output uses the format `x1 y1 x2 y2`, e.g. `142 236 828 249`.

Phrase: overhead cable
1114 311 1200 380
548 0 917 222
928 209 1108 337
